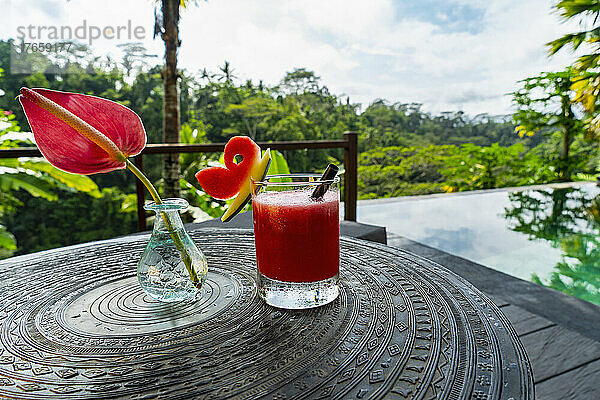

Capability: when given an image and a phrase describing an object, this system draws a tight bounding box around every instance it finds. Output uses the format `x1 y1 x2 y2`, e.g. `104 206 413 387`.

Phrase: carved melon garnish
195 136 271 222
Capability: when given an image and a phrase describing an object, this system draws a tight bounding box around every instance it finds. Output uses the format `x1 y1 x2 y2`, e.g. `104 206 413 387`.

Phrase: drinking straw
311 164 339 199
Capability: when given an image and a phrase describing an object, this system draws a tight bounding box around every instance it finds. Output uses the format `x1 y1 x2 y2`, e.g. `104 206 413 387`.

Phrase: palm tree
548 0 600 136
217 61 237 83
199 68 214 84
154 0 199 198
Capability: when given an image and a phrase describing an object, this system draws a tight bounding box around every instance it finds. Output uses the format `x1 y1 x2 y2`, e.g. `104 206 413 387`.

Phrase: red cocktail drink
251 174 340 309
253 190 339 282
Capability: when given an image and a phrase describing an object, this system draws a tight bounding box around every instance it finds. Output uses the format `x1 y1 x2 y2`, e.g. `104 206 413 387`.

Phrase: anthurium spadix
18 88 146 175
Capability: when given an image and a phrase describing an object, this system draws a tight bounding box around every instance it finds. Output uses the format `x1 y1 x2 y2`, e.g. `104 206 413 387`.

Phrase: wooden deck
387 233 600 400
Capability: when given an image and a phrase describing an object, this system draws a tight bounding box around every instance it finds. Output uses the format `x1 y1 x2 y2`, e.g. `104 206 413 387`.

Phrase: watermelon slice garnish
195 136 271 222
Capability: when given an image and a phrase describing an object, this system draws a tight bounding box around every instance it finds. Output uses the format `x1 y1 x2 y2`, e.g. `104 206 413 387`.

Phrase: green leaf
267 150 290 175
0 173 58 201
19 160 101 196
0 226 17 251
120 194 138 213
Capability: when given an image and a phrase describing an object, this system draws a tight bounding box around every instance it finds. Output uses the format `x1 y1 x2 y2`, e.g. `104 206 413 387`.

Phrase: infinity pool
357 182 600 305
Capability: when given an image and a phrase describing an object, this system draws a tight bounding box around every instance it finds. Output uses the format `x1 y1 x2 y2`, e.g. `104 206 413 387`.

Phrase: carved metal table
0 229 533 399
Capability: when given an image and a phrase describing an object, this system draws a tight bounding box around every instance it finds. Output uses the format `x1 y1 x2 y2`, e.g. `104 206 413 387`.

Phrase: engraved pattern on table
0 229 533 399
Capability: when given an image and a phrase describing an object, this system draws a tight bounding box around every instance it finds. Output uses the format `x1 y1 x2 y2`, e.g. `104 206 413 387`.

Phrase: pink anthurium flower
17 87 202 286
18 88 146 175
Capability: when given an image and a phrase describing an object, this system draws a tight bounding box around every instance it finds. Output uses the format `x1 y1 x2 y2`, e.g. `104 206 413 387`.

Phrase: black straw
311 164 339 199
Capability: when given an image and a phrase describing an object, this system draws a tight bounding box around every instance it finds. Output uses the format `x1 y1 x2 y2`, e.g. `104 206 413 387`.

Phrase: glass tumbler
251 174 340 309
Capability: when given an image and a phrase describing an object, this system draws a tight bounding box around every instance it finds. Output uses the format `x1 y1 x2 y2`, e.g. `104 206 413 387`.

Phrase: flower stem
125 159 200 286
126 159 162 204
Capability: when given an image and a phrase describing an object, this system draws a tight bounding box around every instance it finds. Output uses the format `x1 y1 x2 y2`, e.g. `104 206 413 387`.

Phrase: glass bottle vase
137 198 208 302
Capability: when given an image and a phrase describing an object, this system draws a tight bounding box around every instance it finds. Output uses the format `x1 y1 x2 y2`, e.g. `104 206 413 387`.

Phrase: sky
1 0 584 116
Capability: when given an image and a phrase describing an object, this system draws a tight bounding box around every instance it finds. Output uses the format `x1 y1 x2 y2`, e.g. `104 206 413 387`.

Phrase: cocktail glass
251 174 340 309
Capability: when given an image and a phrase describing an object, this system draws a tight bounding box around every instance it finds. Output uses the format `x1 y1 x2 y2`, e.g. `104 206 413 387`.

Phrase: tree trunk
161 0 181 198
559 93 574 181
562 129 570 160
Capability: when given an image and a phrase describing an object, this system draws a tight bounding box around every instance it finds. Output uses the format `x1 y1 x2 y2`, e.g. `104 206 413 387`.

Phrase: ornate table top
0 229 533 399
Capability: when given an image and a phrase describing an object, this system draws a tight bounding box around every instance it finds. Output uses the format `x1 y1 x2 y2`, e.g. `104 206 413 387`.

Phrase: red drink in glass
251 174 340 309
253 190 339 282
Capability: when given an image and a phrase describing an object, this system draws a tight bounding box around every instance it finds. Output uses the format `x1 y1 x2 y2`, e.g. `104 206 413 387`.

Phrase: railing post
343 131 358 221
134 155 147 231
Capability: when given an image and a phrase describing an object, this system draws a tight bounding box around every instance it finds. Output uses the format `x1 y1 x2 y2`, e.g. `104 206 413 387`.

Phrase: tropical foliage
0 28 598 256
547 0 600 136
512 69 585 179
358 143 559 199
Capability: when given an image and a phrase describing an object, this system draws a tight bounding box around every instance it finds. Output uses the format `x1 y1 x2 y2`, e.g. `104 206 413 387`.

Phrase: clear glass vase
137 198 208 302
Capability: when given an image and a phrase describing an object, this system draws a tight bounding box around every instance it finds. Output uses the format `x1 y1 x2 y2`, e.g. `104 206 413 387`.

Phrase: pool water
357 182 600 305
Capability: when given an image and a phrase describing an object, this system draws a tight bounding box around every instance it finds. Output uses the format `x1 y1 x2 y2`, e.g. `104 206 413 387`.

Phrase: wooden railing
0 132 359 231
